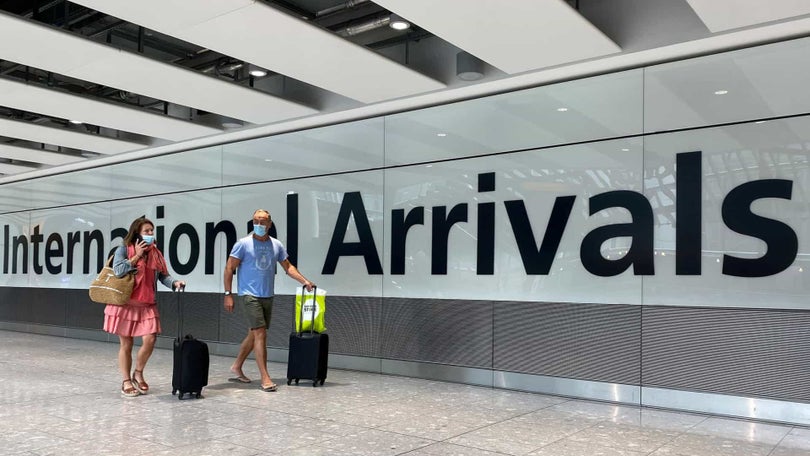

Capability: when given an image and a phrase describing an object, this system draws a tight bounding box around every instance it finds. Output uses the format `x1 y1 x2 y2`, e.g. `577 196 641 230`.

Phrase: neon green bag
295 287 326 333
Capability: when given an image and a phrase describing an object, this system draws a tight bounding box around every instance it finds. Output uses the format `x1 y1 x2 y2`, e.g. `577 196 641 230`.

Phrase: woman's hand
173 281 186 291
134 240 149 257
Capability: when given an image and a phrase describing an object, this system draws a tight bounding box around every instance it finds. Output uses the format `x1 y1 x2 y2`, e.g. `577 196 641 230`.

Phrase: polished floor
1 330 808 456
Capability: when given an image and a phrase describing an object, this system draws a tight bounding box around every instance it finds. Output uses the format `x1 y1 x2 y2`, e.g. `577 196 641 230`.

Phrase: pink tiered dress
103 246 162 336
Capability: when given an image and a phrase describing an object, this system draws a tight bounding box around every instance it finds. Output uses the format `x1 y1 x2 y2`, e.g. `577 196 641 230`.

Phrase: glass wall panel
0 182 32 213
385 69 643 166
222 170 383 297
222 118 383 186
29 203 111 289
383 137 643 304
645 38 810 133
21 167 114 209
109 146 223 199
0 211 30 287
110 190 222 293
643 116 810 309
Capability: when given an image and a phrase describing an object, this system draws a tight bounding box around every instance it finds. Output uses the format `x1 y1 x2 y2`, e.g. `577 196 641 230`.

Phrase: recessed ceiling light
436 133 447 137
389 14 410 30
69 120 83 125
621 148 629 152
556 107 568 112
249 69 267 77
755 121 766 124
714 90 729 95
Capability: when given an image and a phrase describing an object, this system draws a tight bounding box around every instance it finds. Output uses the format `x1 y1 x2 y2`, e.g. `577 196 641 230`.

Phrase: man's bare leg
230 329 255 380
252 327 275 389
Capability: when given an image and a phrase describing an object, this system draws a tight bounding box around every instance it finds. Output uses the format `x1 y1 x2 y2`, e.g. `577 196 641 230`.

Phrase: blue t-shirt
229 235 288 298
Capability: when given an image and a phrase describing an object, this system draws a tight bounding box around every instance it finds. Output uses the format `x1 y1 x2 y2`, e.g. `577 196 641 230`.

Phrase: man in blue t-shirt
223 209 314 392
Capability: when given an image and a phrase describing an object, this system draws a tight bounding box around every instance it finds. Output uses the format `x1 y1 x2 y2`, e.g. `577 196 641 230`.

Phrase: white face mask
141 235 155 245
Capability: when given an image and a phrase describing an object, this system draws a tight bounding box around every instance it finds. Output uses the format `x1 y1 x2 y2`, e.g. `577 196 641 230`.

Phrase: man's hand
224 294 235 313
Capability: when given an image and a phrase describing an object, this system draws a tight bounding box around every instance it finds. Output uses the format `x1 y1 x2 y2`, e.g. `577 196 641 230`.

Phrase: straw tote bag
89 255 135 305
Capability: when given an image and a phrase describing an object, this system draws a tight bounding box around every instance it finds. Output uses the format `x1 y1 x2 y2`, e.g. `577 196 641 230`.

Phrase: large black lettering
83 230 104 274
205 221 236 274
322 192 383 274
31 225 44 274
391 207 425 275
12 233 27 274
45 233 63 274
478 172 495 275
580 191 654 276
432 203 468 275
676 151 702 275
169 223 199 275
3 225 8 274
156 205 165 251
67 231 81 274
722 179 797 277
287 193 298 266
505 196 576 275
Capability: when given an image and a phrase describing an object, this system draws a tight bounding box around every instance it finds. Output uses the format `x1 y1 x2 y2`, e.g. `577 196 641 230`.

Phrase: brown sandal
121 379 140 397
132 369 149 394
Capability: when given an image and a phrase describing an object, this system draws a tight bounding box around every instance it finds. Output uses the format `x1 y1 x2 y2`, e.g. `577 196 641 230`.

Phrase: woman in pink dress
104 216 185 397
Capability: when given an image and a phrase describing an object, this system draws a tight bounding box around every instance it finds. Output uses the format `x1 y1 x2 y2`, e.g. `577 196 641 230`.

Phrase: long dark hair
123 216 154 246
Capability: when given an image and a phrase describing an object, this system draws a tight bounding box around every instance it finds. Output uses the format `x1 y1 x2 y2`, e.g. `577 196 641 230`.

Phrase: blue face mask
141 235 155 245
253 224 268 237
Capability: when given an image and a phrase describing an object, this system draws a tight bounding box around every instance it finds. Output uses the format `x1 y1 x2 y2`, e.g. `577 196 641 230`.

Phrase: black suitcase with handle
171 285 209 399
286 286 329 387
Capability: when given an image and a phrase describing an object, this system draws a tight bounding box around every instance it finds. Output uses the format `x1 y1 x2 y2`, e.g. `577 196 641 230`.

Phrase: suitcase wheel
320 379 325 386
171 389 177 395
286 379 292 385
177 392 184 400
195 392 202 399
295 379 299 385
312 380 317 387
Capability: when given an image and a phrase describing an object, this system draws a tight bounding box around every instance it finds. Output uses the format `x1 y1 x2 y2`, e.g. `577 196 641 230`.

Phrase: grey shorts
242 295 274 330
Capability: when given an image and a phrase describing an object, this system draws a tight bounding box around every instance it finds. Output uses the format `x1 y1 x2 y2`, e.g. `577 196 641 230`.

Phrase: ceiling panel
0 143 85 165
373 0 620 74
0 117 145 154
0 10 318 124
0 77 223 141
685 0 810 32
0 162 36 174
71 0 446 103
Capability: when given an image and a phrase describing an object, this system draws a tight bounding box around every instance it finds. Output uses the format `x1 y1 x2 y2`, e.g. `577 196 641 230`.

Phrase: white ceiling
372 0 620 73
0 0 809 179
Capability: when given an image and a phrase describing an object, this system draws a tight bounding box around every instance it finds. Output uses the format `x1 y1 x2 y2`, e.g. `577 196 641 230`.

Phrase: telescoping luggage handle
174 283 186 338
297 285 318 336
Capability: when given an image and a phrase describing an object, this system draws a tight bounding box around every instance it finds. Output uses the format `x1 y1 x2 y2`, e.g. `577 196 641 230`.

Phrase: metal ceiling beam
0 116 145 154
0 142 84 165
0 76 224 141
0 10 318 124
70 0 446 103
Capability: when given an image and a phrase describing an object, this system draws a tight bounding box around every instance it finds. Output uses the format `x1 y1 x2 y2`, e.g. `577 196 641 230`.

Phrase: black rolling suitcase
286 286 329 387
171 285 209 399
